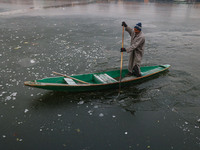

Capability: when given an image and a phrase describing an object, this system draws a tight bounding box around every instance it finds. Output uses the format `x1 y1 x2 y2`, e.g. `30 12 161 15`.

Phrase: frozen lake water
1 0 200 149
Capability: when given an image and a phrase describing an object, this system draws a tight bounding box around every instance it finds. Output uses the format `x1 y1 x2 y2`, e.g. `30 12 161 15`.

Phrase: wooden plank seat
64 78 77 85
94 73 117 84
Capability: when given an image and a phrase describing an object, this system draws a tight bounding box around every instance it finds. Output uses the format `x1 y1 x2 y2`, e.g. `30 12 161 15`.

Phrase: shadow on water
30 84 149 115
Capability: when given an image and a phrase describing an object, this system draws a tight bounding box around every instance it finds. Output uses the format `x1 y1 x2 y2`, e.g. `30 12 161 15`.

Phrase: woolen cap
134 22 142 31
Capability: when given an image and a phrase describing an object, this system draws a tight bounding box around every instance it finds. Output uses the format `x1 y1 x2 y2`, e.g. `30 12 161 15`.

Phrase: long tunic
125 26 145 73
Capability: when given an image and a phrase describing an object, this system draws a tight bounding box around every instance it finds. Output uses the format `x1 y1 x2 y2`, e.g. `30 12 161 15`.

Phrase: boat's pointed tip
161 64 171 68
24 81 29 85
24 81 34 86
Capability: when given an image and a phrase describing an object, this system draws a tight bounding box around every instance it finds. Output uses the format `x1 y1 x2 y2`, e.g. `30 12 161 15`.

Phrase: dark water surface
1 0 200 149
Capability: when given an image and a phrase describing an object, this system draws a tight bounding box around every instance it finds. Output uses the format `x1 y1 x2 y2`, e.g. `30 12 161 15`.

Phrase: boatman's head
134 22 142 33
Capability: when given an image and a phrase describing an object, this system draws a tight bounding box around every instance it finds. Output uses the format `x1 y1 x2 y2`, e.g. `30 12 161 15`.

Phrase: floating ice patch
181 125 190 132
88 110 93 115
18 122 23 125
171 107 177 113
0 91 6 97
24 109 29 113
99 113 104 117
3 92 17 101
78 101 84 105
14 46 21 50
18 58 37 67
10 92 17 97
16 138 23 142
30 59 36 63
5 96 11 101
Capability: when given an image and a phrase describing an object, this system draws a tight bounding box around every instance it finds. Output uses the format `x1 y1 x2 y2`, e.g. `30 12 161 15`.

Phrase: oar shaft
119 52 123 91
119 26 124 93
52 71 90 84
122 26 124 48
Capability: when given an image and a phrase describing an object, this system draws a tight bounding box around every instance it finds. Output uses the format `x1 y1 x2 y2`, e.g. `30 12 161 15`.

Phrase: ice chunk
78 101 84 105
11 92 17 97
24 109 29 113
88 110 93 115
5 96 11 101
14 46 21 50
30 59 35 63
16 138 23 142
99 113 104 117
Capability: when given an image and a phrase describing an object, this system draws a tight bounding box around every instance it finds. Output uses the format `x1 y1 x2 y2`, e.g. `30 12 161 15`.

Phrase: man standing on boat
121 22 145 77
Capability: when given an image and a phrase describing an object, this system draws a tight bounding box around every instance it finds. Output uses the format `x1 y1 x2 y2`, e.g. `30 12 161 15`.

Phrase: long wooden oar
118 26 124 94
52 71 90 84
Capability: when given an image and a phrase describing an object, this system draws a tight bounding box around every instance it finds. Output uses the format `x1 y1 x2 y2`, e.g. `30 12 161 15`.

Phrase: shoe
132 72 142 77
125 72 133 77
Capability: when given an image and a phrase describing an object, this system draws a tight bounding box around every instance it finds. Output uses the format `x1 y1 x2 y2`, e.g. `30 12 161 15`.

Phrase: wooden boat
24 64 170 92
